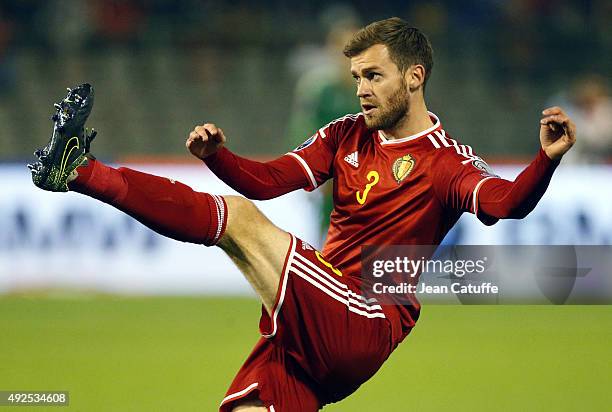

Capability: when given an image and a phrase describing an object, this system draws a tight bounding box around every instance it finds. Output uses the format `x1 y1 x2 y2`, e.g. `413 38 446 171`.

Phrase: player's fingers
540 114 569 126
194 125 211 140
542 106 564 116
186 134 194 149
187 131 200 142
203 123 219 137
566 119 577 142
216 128 227 144
186 131 202 147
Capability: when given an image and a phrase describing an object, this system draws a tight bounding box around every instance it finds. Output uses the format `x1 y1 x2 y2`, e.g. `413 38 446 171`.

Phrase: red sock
69 159 227 246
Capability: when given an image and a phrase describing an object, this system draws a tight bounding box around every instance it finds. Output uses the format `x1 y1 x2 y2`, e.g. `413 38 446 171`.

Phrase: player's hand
186 123 226 160
539 107 577 161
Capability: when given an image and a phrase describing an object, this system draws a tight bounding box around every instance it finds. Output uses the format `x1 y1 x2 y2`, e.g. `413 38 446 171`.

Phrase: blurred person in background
90 0 145 49
287 5 362 144
548 74 612 163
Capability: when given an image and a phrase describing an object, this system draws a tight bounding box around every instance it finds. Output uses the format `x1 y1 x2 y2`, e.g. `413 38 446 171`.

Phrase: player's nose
357 80 372 97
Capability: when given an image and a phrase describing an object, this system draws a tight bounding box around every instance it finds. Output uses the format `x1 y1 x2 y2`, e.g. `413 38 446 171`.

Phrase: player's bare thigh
217 195 290 314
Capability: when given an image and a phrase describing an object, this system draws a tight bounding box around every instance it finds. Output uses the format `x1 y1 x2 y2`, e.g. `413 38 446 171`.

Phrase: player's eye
367 72 381 81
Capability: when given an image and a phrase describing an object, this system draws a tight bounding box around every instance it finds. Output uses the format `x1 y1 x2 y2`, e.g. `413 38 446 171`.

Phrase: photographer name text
372 282 499 295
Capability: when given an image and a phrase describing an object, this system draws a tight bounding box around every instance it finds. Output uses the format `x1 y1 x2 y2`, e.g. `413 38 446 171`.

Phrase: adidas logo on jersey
344 151 359 168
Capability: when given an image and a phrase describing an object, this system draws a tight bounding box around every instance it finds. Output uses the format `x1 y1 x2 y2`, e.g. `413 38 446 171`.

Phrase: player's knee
223 195 268 237
224 195 258 215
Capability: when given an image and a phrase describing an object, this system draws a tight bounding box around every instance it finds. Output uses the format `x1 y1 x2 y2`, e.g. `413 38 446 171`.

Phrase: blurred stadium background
1 1 611 410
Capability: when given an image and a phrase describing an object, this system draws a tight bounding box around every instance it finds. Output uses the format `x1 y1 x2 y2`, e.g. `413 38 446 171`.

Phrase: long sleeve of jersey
476 148 560 221
433 146 560 226
204 121 343 199
203 147 309 200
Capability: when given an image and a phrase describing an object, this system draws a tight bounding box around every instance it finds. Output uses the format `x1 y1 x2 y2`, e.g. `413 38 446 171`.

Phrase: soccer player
30 17 576 412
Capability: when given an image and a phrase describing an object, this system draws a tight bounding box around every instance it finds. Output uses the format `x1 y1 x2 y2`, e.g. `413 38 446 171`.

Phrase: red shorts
220 235 397 412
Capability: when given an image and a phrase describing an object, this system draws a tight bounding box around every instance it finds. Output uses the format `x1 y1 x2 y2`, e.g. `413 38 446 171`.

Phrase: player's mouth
361 103 377 115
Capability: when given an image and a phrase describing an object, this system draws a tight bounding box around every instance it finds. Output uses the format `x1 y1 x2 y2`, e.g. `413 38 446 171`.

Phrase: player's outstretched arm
186 123 309 200
476 107 577 220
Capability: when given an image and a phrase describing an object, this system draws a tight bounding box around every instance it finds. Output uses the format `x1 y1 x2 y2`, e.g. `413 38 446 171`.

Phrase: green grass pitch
1 296 610 411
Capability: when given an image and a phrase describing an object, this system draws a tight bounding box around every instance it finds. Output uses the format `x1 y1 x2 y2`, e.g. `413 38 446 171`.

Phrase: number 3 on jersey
356 170 380 205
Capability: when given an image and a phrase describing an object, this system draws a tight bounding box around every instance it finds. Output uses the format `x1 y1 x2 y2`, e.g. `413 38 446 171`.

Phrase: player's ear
405 64 426 91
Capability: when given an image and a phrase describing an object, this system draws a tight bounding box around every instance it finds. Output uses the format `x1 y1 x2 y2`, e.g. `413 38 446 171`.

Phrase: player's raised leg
68 162 288 311
29 83 289 313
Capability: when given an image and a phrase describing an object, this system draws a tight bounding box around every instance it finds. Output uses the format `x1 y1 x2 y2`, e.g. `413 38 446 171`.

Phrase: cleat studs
86 128 97 141
27 162 42 172
34 149 49 162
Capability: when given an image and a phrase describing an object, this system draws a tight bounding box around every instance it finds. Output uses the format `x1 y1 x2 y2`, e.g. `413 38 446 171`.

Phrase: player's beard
363 85 409 131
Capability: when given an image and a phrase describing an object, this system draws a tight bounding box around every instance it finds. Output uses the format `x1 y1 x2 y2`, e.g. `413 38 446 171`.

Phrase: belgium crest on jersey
392 154 415 184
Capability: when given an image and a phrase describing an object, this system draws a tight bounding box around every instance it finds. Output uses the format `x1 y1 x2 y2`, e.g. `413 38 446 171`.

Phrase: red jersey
285 112 501 338
288 112 497 274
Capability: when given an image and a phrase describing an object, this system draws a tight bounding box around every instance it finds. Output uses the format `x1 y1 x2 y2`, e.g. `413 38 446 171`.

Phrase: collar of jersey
377 111 441 146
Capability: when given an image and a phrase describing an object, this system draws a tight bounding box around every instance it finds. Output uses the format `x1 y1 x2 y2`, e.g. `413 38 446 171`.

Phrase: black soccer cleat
29 83 97 192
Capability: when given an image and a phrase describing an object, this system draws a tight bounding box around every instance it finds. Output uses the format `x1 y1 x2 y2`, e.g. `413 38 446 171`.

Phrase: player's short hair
343 17 433 86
